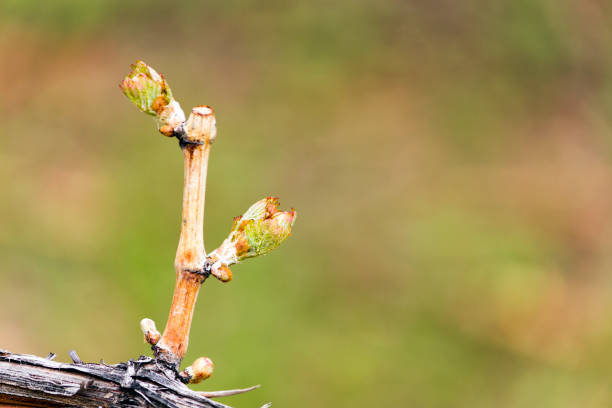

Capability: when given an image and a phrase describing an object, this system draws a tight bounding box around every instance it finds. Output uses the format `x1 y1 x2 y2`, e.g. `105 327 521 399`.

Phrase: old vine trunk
0 350 229 408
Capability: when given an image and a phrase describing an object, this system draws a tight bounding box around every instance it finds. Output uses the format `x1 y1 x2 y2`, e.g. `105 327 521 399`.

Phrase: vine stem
155 106 216 367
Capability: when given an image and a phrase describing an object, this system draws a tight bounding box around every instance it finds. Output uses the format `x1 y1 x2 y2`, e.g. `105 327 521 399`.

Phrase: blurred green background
2 1 612 407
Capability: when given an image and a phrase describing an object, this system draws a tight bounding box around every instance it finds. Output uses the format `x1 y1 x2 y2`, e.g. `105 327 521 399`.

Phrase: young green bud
233 197 296 260
120 61 172 116
120 61 185 133
207 197 296 281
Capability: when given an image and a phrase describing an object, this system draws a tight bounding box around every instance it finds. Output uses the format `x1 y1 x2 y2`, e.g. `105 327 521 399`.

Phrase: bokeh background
2 1 612 407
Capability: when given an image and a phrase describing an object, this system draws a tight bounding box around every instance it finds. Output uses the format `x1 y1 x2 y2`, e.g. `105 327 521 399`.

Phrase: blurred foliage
2 1 612 407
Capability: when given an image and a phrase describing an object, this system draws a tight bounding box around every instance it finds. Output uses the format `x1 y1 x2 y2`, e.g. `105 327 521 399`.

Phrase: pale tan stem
156 106 216 365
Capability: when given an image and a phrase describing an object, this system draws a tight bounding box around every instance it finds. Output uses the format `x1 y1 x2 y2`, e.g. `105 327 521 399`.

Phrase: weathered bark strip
0 350 231 408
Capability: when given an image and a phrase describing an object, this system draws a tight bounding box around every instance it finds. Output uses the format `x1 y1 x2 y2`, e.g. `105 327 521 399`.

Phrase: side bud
140 318 161 346
120 61 185 135
180 357 214 384
207 197 296 281
233 197 296 260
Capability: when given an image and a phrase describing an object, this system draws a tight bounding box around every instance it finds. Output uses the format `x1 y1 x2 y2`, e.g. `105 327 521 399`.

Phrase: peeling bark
0 350 230 408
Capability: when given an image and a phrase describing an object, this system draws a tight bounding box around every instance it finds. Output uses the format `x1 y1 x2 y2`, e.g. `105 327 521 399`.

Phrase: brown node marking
151 95 168 115
182 249 195 263
235 236 250 257
159 125 174 137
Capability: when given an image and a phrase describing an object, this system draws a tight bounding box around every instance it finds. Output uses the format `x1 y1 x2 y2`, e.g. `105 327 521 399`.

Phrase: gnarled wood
0 350 230 408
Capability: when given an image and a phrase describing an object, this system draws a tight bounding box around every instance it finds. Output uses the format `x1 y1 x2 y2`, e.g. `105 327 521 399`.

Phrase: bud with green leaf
120 60 185 136
208 197 296 281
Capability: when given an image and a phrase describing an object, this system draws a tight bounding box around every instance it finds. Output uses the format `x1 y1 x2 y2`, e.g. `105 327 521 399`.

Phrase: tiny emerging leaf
120 61 172 116
233 197 296 260
208 197 296 281
120 61 185 135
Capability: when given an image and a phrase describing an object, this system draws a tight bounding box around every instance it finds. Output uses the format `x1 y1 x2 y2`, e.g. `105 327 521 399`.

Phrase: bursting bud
120 61 185 134
232 197 296 260
208 197 296 281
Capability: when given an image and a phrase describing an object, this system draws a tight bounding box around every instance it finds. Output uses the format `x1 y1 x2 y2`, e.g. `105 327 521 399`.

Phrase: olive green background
2 1 612 407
